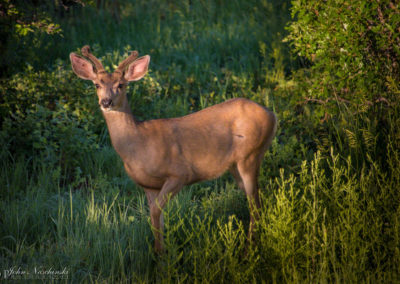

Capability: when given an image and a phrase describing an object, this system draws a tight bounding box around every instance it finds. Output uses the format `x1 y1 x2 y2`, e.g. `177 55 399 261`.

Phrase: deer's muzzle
101 98 113 109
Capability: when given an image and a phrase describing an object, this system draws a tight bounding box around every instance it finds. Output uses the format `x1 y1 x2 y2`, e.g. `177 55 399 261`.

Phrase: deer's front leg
144 188 163 251
144 178 183 253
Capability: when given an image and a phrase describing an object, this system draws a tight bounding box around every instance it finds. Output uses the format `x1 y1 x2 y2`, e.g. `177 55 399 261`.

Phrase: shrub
0 62 102 173
285 0 400 111
284 0 400 170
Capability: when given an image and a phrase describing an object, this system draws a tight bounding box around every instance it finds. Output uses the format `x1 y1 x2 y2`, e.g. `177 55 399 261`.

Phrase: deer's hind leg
235 152 264 241
229 164 245 191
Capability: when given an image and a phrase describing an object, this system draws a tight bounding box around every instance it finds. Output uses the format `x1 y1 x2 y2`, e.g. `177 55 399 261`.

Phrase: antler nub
81 45 105 73
116 50 139 74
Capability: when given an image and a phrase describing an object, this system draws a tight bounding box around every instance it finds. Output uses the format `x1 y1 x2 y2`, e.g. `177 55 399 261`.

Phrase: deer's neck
102 101 139 161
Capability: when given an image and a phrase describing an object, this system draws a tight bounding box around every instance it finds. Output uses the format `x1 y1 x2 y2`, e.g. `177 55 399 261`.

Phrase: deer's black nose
101 98 113 108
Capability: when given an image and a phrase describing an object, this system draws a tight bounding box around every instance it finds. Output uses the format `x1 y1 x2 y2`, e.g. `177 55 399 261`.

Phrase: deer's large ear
70 53 97 80
124 55 150 82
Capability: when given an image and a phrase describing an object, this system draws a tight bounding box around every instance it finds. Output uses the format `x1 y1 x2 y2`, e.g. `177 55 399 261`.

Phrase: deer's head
70 46 150 112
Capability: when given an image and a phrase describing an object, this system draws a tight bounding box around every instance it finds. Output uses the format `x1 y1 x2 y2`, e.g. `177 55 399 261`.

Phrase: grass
2 144 399 282
1 0 400 282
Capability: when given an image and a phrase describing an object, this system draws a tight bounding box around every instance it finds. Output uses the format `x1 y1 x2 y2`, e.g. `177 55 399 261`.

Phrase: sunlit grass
2 143 399 282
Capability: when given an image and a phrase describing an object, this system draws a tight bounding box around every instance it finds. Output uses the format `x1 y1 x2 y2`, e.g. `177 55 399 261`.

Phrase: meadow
1 0 399 282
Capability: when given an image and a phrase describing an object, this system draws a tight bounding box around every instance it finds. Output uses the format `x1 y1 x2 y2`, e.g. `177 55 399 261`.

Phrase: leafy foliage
286 0 400 122
285 0 400 170
0 63 101 177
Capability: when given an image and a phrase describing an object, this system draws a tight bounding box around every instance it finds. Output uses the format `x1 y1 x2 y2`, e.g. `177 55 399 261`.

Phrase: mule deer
70 46 277 253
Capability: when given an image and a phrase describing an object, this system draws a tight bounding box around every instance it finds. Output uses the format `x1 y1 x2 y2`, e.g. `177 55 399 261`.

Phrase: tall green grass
1 0 399 282
2 140 399 282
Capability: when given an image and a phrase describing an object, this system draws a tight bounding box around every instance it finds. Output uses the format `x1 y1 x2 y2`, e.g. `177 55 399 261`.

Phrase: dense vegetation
1 0 399 282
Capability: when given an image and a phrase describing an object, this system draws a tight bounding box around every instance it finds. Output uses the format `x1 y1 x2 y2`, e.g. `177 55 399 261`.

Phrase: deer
70 46 277 253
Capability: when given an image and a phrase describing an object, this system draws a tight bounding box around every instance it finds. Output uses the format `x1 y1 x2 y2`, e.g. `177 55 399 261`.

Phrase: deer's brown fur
70 46 277 253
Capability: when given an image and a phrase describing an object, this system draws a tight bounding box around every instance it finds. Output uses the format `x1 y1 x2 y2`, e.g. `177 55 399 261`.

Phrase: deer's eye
118 84 124 89
95 84 101 89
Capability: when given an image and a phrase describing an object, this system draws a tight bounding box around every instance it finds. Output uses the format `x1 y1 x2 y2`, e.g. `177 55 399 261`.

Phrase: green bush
286 0 400 108
0 62 101 174
284 0 400 171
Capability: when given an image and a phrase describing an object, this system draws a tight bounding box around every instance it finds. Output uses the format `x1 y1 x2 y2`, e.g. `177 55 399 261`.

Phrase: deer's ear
70 53 97 80
124 55 150 82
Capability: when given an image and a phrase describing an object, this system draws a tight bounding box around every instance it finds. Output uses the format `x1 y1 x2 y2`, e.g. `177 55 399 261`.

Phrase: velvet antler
81 45 105 73
116 50 139 74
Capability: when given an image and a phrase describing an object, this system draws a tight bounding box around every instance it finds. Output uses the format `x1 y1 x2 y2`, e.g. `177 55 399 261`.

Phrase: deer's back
128 98 276 187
